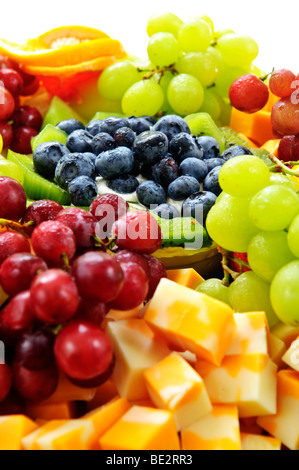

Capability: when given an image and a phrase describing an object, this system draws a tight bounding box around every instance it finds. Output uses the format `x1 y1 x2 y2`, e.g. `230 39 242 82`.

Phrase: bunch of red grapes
0 56 42 154
0 176 166 412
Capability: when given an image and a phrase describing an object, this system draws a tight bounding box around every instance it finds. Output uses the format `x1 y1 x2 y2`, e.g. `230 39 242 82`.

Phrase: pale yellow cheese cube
181 405 241 450
22 420 68 451
195 354 277 418
240 433 281 451
106 319 170 401
282 337 299 372
257 370 299 450
226 312 269 356
269 333 287 369
144 352 212 431
99 406 180 450
271 323 299 348
32 419 95 450
144 278 236 366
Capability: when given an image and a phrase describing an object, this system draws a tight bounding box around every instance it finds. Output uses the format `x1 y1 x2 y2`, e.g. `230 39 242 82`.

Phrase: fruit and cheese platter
0 10 299 452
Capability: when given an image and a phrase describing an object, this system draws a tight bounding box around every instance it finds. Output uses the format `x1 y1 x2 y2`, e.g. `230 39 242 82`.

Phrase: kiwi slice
31 124 68 153
7 150 71 205
42 96 87 129
91 111 126 121
156 216 211 249
184 112 226 154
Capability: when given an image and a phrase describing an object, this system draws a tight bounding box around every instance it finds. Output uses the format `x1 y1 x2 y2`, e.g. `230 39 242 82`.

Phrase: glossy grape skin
0 231 31 266
55 207 97 251
0 176 27 221
167 74 204 116
74 298 108 325
22 199 63 237
270 261 299 326
12 106 42 130
122 80 164 117
0 121 13 148
271 97 299 136
178 19 212 53
216 34 259 67
67 357 115 389
98 61 140 101
0 88 15 120
176 51 218 87
229 74 269 114
11 126 38 155
146 11 183 37
0 68 24 96
0 291 35 345
0 364 12 403
196 279 231 306
109 262 149 310
114 250 150 277
269 69 296 98
147 32 180 67
145 255 166 300
12 361 59 402
15 330 55 371
287 214 299 258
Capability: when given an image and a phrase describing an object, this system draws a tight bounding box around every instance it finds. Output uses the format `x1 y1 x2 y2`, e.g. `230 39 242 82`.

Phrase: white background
2 0 298 73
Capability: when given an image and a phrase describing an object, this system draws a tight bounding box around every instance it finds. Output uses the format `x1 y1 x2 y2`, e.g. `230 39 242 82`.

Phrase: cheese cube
282 337 299 372
86 379 118 411
106 305 143 321
181 405 241 450
269 333 287 369
166 268 204 290
22 420 68 450
30 419 95 450
271 323 299 348
0 415 38 450
26 402 76 420
195 354 277 418
42 373 96 404
106 319 170 401
257 370 299 450
144 352 212 431
226 312 269 356
144 278 236 366
99 406 180 450
241 433 281 451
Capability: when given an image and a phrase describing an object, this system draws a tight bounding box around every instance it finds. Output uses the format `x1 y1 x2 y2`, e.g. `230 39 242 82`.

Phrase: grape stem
137 64 178 82
218 246 250 285
268 153 299 177
0 218 33 236
92 235 116 255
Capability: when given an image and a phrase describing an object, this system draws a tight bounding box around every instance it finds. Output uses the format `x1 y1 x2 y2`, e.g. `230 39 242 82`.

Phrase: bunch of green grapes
97 11 260 122
206 155 299 328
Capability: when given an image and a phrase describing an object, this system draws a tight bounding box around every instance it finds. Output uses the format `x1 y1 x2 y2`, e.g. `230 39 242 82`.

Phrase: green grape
219 155 270 198
167 74 204 116
229 271 279 328
178 19 213 53
206 192 259 253
147 32 180 67
270 173 296 191
199 88 221 121
196 279 231 306
188 15 214 35
218 98 232 126
215 33 259 67
271 260 299 326
98 60 140 101
147 11 183 38
287 214 299 257
249 185 299 231
176 51 218 87
248 231 295 282
214 29 235 40
121 79 164 117
155 70 175 114
184 112 226 153
0 159 24 185
207 46 224 74
214 66 249 98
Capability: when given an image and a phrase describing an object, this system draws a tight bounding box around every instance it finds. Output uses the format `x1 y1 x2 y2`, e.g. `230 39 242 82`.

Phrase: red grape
229 74 269 114
22 199 63 236
145 255 167 299
30 269 80 325
55 207 97 250
109 262 149 311
72 252 124 303
12 361 59 401
278 135 296 162
271 96 299 136
11 126 38 154
0 56 19 71
0 231 31 266
0 364 12 403
0 391 25 415
0 88 15 120
0 291 35 344
0 121 13 148
31 220 76 267
90 193 129 238
67 357 115 389
269 69 297 98
0 253 47 297
15 330 55 371
54 320 113 381
112 211 163 255
19 70 39 96
0 176 27 221
12 106 42 131
114 250 150 276
0 69 24 96
75 298 108 325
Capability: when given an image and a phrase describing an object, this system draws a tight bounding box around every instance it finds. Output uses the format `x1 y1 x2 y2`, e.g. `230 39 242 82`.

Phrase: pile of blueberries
33 114 253 223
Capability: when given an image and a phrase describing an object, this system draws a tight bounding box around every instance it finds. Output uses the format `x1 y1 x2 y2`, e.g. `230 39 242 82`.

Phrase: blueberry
153 203 180 220
68 176 98 207
130 159 142 177
92 132 115 155
221 145 253 160
66 130 93 153
108 175 139 194
143 116 157 126
152 157 179 189
140 163 154 180
153 115 191 141
114 127 136 148
55 153 96 190
204 158 226 172
56 119 85 135
179 158 209 182
82 152 97 164
33 141 69 179
86 120 105 136
182 191 218 223
203 166 222 196
128 117 151 134
95 147 134 179
133 130 168 165
168 176 200 201
195 136 220 160
136 181 167 208
169 133 203 163
100 117 132 136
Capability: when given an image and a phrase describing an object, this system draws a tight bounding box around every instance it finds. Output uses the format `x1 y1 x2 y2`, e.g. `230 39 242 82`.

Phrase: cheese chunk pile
0 270 298 450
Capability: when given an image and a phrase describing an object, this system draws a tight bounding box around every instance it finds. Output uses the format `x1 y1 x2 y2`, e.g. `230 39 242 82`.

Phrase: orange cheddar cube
257 370 299 450
86 379 119 411
144 352 212 431
26 402 76 421
166 268 204 290
240 433 281 451
99 406 180 450
181 405 241 450
271 323 299 349
106 319 170 401
195 354 277 418
22 420 68 451
0 415 38 450
269 333 287 369
144 278 236 366
282 337 299 372
230 107 275 146
42 373 96 404
261 139 280 157
225 312 269 357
